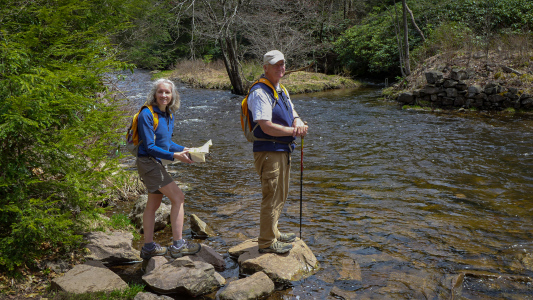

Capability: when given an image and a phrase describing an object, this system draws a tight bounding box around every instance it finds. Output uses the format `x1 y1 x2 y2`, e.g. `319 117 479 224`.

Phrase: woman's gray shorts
136 156 174 194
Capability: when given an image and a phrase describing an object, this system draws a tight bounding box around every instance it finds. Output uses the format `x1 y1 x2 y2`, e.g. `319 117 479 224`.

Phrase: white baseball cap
263 50 285 65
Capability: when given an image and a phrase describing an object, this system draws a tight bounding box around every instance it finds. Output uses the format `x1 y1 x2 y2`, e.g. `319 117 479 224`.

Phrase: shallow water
112 70 533 299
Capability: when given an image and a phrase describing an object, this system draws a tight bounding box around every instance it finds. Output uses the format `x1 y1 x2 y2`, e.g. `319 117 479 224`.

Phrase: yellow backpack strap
147 105 159 130
258 78 279 99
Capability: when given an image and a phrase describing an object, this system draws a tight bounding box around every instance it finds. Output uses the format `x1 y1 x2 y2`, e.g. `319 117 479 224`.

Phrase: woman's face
155 83 172 109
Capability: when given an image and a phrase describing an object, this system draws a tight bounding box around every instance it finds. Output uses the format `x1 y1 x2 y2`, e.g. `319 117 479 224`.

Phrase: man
247 50 308 254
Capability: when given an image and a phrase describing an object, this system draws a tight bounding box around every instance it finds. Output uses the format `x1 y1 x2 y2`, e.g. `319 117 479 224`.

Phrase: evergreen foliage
0 0 132 276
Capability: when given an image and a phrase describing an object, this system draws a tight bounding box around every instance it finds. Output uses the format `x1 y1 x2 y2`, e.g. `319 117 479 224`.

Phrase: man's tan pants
254 151 290 248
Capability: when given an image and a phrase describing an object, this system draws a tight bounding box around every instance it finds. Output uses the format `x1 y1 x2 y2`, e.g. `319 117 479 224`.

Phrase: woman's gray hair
146 78 180 113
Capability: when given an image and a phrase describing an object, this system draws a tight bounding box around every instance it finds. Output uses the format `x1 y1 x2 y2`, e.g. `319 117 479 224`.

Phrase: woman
136 78 200 260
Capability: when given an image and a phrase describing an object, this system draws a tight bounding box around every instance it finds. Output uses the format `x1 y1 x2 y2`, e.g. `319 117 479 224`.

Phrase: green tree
0 0 131 276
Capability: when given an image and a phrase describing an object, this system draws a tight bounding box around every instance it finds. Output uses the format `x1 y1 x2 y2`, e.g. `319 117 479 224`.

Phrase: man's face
264 60 286 82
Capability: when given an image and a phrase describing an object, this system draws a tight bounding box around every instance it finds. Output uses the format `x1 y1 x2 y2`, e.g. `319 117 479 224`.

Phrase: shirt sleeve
248 88 273 122
169 140 185 153
137 109 175 160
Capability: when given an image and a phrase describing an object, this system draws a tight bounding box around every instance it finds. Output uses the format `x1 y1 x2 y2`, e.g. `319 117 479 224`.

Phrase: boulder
467 85 482 95
484 82 503 95
521 98 533 109
455 83 468 91
134 292 174 300
424 70 443 84
337 258 362 281
329 286 357 300
442 79 457 88
450 69 469 80
143 255 169 274
84 231 140 264
189 243 226 270
217 271 275 300
397 92 414 104
190 214 216 238
129 195 171 233
142 256 222 296
230 238 319 286
421 85 440 95
488 94 505 103
51 260 128 294
445 88 457 98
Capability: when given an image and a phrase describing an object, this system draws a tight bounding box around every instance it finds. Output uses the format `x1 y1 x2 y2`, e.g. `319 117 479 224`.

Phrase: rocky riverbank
385 51 533 112
49 196 319 299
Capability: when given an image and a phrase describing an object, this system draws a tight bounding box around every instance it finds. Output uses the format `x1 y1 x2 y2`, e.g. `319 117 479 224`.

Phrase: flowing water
113 70 533 299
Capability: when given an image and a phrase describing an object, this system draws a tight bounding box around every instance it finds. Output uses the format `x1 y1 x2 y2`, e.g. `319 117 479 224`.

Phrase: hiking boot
258 241 293 254
140 243 167 260
168 240 201 258
278 232 296 243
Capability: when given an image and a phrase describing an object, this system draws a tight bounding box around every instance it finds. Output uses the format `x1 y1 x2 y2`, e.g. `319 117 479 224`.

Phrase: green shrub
0 0 132 276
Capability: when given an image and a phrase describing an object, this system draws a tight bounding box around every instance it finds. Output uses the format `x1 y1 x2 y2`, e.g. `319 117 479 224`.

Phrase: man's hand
292 118 308 137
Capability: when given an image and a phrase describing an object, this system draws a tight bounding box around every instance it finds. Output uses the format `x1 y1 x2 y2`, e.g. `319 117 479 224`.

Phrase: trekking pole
299 135 304 239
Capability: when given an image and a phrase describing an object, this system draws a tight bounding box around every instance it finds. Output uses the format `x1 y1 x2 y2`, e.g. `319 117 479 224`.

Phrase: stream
111 69 533 299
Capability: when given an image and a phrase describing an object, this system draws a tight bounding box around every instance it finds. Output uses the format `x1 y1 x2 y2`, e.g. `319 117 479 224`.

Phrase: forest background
1 0 532 297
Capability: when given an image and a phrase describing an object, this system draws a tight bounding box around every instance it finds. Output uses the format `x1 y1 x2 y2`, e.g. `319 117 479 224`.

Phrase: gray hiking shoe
278 232 296 243
140 243 167 260
168 240 201 258
258 241 293 254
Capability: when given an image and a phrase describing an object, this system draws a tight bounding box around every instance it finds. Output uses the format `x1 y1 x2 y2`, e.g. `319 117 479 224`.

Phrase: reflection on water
115 70 533 299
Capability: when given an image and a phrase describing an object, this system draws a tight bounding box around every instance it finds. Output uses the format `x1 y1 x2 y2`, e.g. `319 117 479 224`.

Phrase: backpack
126 105 172 156
240 78 289 143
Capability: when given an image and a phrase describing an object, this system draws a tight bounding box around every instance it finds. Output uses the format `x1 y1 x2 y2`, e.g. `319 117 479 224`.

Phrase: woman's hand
173 149 193 164
292 118 308 137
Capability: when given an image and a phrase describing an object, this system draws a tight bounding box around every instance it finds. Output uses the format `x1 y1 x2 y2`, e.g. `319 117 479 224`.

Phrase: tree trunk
220 36 245 95
402 0 411 76
405 3 425 42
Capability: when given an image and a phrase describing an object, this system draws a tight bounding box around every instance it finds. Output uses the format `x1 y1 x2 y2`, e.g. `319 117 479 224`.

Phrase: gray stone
134 292 174 300
217 271 274 300
488 94 505 103
502 65 522 75
520 93 531 100
504 92 519 101
456 83 468 91
443 79 458 88
425 70 443 84
45 259 70 274
521 98 533 109
129 195 171 233
143 256 169 274
508 87 519 94
189 244 226 270
484 82 503 94
329 286 357 300
231 238 319 286
454 96 466 107
337 258 361 281
190 214 216 238
422 85 440 95
142 256 221 296
51 260 128 294
84 231 140 264
451 69 469 80
467 85 482 94
445 88 457 98
397 92 413 104
442 98 455 106
474 93 488 101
